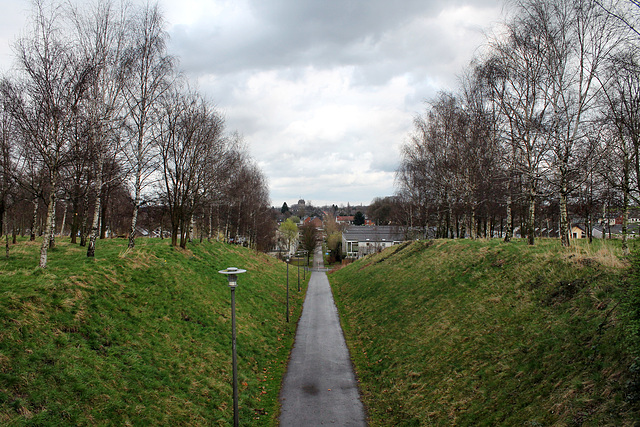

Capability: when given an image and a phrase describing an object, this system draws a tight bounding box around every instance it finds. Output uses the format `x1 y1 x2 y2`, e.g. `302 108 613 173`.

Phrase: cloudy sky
0 0 504 208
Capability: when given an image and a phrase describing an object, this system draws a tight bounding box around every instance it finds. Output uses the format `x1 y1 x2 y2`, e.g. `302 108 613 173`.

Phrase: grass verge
329 238 639 426
0 238 308 426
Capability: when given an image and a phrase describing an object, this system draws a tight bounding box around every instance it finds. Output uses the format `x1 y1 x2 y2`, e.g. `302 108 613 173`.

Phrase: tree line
396 0 640 252
0 0 274 267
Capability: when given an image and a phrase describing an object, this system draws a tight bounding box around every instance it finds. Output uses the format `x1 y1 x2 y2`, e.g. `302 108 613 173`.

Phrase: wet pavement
279 246 366 426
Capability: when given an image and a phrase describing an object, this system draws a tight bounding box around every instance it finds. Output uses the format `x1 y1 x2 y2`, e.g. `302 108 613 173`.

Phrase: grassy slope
329 238 639 426
0 238 307 426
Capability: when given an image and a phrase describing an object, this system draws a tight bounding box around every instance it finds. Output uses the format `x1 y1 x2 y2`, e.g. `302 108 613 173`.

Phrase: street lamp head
218 267 247 288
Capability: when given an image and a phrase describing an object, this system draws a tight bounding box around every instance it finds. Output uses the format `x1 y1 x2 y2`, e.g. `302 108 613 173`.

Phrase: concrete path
279 246 366 426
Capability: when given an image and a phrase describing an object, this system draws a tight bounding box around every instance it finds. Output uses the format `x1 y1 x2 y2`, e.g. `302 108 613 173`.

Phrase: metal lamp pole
296 252 300 291
303 250 307 280
218 267 246 427
285 255 290 323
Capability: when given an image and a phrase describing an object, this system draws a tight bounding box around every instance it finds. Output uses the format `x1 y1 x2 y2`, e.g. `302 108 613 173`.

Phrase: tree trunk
80 190 89 247
87 179 102 258
0 200 5 241
471 205 477 240
559 184 570 247
100 195 108 239
30 197 38 241
171 222 179 247
224 206 231 242
527 184 536 246
3 209 8 259
447 200 453 239
39 186 57 268
208 205 213 242
622 185 629 255
70 197 79 244
60 201 67 237
48 199 56 250
129 188 140 249
504 183 512 243
180 215 189 248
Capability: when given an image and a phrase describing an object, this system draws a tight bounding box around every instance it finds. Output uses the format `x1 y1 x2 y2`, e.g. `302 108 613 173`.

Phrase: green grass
0 238 308 426
329 238 639 426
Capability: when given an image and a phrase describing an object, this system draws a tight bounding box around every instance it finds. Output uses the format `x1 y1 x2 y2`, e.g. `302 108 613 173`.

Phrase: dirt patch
543 279 587 306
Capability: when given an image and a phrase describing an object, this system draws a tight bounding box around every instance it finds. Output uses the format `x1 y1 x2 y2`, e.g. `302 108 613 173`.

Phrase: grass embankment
0 238 307 426
329 238 640 426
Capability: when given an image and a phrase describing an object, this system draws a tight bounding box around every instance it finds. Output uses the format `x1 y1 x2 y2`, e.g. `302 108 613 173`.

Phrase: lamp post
296 252 300 291
302 250 307 280
285 255 290 323
218 267 247 427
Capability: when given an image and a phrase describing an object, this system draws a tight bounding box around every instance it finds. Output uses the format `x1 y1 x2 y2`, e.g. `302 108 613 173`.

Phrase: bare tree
0 95 19 259
122 1 174 249
158 88 225 248
460 64 506 239
73 2 128 257
396 87 505 241
230 159 271 249
594 0 640 36
484 8 556 245
396 95 459 239
0 98 16 241
598 51 640 253
1 0 92 267
520 0 619 247
69 0 130 257
299 221 318 263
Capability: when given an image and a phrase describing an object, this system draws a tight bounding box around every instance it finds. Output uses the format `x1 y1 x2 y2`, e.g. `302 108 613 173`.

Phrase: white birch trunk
39 186 57 268
128 169 141 249
60 201 67 237
87 172 103 257
527 184 536 246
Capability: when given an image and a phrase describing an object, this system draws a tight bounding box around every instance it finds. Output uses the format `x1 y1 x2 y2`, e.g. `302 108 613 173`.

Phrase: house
342 225 407 258
303 216 323 229
613 209 640 225
595 223 640 239
571 224 586 239
336 215 354 225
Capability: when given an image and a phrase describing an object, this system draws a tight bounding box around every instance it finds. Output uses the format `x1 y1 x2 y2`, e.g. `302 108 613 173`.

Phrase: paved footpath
279 247 366 426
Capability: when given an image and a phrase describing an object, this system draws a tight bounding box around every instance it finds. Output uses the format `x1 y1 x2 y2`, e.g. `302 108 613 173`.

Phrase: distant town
271 198 640 262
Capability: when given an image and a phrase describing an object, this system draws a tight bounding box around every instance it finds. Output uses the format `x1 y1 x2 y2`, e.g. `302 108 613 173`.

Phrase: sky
0 0 504 208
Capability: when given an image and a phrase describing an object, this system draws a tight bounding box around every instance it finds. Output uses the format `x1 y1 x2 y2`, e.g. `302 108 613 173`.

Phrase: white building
342 225 406 258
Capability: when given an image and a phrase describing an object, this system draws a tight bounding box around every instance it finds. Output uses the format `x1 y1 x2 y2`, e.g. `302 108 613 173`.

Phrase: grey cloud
168 0 500 83
163 0 503 205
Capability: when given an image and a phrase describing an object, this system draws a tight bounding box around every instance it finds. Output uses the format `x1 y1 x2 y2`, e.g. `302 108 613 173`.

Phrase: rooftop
342 225 406 242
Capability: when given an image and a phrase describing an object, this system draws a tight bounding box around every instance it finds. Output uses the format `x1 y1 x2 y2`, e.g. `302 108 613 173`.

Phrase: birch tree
122 2 174 249
1 0 92 267
0 99 16 244
485 10 555 245
522 0 619 247
70 0 129 257
599 51 640 254
158 89 225 248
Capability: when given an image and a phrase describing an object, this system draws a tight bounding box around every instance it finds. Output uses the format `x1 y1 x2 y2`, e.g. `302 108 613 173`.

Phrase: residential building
336 215 354 225
342 225 407 258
